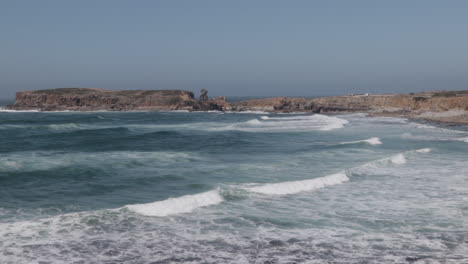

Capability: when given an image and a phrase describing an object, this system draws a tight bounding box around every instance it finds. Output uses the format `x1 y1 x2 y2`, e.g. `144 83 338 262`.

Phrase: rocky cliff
7 88 228 111
7 88 468 124
230 91 468 123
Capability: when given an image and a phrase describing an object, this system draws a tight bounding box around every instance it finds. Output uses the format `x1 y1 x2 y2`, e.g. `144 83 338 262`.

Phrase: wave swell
126 190 223 217
340 137 382 145
247 172 349 195
223 114 349 132
352 148 432 175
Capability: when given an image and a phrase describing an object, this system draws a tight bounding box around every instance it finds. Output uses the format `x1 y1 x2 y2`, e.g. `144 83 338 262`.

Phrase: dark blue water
0 111 467 263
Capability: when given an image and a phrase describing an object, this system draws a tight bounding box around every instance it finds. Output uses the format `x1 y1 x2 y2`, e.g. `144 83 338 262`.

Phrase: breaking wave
126 172 351 217
388 153 407 165
246 172 349 195
381 148 431 165
225 110 270 114
340 137 382 145
0 151 200 172
0 108 40 112
374 148 431 166
46 123 82 131
125 190 223 217
352 148 432 175
219 114 349 132
415 148 432 153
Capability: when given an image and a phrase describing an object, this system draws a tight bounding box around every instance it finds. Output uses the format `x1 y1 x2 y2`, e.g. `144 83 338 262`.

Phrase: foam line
340 137 382 145
415 148 431 153
223 114 349 132
126 190 223 217
388 153 406 164
247 172 349 195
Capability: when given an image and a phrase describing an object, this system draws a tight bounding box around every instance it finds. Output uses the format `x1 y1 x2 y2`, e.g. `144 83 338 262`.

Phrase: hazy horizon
1 1 468 100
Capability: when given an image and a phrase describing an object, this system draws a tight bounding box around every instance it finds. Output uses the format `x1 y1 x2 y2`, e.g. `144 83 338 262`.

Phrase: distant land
5 88 468 124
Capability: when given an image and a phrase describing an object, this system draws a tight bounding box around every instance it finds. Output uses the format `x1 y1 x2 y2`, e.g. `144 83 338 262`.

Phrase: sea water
0 111 467 263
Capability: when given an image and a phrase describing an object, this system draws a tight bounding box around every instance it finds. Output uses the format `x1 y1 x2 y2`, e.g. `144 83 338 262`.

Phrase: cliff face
7 88 468 123
229 91 468 123
8 88 222 111
230 92 468 113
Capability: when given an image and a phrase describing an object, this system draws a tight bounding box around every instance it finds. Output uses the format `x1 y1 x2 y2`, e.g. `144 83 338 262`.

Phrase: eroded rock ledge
7 88 228 112
6 88 468 124
230 91 468 124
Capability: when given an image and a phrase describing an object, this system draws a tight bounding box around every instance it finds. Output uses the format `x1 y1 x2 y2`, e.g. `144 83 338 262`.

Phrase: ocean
0 110 467 263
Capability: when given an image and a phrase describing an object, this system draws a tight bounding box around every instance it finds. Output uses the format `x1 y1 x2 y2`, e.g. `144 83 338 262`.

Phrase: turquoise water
0 111 467 263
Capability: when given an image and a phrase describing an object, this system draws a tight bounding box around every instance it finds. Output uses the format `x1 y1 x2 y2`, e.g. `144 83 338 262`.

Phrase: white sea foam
47 123 81 131
389 154 407 165
0 108 40 112
247 172 349 195
340 137 382 145
224 110 270 114
371 116 409 124
414 123 466 134
260 115 335 121
352 148 433 176
126 190 223 217
162 110 191 113
387 148 432 164
219 114 349 132
415 148 432 153
245 119 263 125
0 151 200 172
458 137 468 143
415 124 437 129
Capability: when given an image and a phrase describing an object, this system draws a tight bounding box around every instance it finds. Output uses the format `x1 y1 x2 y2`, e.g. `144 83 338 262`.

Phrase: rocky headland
230 91 468 124
7 88 229 112
6 88 468 124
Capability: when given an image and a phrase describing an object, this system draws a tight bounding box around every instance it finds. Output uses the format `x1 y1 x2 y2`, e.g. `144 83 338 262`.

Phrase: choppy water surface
0 110 467 263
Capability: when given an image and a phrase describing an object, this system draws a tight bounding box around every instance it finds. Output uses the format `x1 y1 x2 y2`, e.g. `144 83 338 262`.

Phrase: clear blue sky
1 0 467 99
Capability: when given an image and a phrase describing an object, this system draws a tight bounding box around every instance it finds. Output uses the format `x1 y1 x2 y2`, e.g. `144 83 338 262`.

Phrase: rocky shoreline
6 88 468 124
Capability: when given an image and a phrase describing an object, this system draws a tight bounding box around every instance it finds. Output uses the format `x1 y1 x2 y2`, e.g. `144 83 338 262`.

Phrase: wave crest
126 190 223 217
47 123 81 131
352 148 432 175
388 154 406 165
247 172 349 195
340 137 382 145
222 114 349 132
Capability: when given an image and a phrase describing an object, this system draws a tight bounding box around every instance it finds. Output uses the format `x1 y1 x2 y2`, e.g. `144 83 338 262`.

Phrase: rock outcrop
229 91 468 123
199 89 209 102
6 88 468 124
7 88 230 111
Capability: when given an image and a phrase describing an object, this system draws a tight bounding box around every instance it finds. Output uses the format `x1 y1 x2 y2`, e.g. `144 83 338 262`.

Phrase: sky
1 0 468 99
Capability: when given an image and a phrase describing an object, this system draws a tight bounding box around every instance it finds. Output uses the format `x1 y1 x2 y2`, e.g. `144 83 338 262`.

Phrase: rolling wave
352 148 432 175
47 123 82 131
125 172 351 217
0 108 39 112
0 151 200 172
0 113 350 134
219 114 349 132
387 153 407 165
340 137 382 145
415 148 431 153
246 172 349 195
125 190 223 217
2 147 434 219
380 148 431 165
